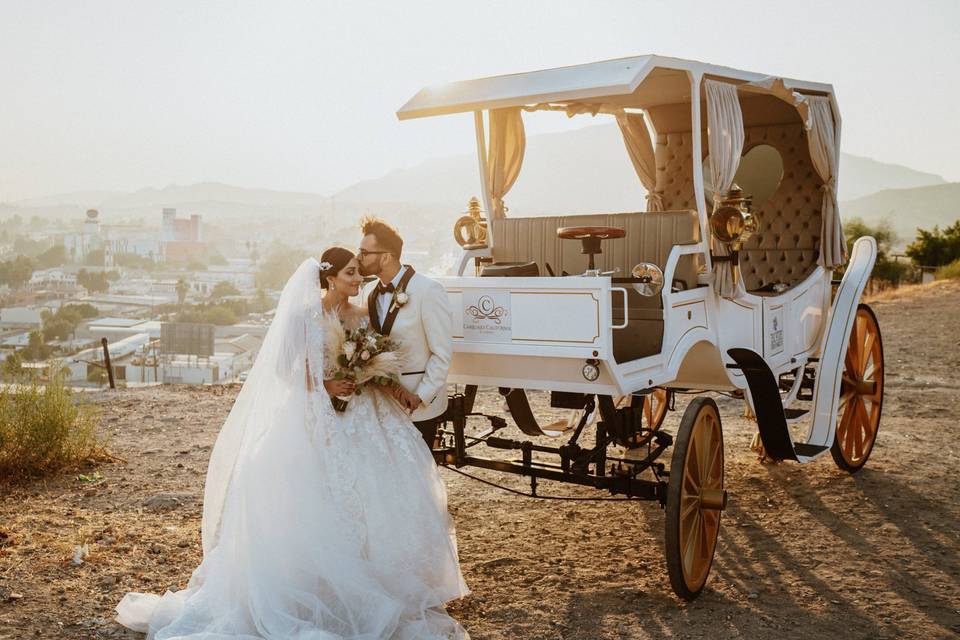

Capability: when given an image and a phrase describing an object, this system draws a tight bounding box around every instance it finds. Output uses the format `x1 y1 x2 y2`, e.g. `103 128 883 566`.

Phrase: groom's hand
392 386 422 412
405 390 423 411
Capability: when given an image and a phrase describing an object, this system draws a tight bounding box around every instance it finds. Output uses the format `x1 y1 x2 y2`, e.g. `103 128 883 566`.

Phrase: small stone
748 592 759 599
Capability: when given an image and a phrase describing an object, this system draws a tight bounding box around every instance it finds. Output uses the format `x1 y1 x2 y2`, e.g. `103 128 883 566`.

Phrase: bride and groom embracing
116 217 470 639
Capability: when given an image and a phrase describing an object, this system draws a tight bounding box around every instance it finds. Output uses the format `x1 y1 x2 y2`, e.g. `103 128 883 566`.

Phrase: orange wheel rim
645 388 669 430
624 389 669 447
836 308 883 466
679 405 723 590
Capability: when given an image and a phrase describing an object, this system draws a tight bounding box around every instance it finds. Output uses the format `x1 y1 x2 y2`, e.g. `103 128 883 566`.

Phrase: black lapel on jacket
367 285 382 334
380 266 416 336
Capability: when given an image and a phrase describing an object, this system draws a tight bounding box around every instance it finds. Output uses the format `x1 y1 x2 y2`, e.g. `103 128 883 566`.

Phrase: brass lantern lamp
708 185 758 285
453 197 488 250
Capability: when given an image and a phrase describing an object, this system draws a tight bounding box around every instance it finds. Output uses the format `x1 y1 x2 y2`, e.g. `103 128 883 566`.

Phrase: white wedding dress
116 258 470 639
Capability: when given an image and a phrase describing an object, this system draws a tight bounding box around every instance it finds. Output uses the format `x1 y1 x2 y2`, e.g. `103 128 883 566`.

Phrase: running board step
727 348 825 463
784 408 809 424
793 443 829 457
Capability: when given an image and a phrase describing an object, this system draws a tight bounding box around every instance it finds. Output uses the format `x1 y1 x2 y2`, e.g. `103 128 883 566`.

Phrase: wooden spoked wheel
665 397 725 600
831 304 884 472
622 389 670 448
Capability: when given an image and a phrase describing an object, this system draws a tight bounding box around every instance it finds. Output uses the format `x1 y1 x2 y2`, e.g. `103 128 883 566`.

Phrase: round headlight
582 361 600 382
630 262 664 297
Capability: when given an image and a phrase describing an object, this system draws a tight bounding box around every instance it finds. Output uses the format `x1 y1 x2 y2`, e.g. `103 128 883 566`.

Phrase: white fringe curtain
705 79 745 298
806 97 846 268
486 108 525 220
616 111 663 211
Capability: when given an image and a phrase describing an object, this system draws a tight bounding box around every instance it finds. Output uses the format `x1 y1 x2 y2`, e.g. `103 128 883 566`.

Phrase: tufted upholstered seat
738 124 822 291
651 123 822 292
490 210 700 286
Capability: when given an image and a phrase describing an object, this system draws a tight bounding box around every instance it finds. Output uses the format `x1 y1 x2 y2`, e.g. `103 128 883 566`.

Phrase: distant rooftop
88 317 145 328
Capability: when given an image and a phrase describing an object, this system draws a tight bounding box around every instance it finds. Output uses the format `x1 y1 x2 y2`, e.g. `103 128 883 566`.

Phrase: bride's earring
330 282 336 291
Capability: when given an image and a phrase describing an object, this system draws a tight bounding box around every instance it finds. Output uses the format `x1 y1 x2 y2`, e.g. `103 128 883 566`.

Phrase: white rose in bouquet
343 341 357 359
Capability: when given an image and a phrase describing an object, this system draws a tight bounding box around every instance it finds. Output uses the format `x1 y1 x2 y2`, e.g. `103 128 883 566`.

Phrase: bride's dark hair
318 247 355 289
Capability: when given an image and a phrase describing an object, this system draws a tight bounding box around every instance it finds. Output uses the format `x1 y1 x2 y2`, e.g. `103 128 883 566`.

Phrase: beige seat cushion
490 210 700 285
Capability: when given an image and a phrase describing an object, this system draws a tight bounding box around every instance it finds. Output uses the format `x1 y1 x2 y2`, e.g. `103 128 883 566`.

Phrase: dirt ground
1 281 958 639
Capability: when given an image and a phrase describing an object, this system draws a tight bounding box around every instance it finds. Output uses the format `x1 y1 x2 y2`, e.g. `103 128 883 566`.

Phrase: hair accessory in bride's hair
318 261 333 272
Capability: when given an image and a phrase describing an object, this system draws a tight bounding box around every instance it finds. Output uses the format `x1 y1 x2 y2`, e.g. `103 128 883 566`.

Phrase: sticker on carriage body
767 306 785 356
463 290 512 342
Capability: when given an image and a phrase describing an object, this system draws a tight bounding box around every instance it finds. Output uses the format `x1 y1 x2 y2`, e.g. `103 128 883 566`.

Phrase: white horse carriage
397 55 884 600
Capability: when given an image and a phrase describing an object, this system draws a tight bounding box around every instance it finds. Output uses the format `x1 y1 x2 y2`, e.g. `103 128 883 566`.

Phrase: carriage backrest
653 122 822 291
490 210 700 284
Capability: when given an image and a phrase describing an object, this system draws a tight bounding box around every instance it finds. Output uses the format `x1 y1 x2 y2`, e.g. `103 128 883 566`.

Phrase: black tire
665 396 724 600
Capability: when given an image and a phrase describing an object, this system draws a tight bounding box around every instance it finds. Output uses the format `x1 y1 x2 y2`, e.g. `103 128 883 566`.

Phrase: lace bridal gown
116 258 470 639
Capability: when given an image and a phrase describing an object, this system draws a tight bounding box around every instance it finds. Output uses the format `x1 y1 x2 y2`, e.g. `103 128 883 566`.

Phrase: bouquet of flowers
319 313 404 410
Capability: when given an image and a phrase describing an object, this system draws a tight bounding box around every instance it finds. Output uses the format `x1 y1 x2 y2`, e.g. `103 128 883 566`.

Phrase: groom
356 216 453 451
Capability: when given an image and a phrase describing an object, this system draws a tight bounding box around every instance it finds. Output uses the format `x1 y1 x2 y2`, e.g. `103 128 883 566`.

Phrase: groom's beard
358 262 379 278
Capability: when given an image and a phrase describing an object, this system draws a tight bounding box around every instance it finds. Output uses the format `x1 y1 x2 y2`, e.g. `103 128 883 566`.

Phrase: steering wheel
556 226 626 241
556 226 626 271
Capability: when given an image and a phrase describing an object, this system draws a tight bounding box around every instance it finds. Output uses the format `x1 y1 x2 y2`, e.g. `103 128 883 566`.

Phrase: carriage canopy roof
396 55 833 120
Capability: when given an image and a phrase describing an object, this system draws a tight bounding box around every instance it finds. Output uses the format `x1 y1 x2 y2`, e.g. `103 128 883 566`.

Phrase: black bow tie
376 282 395 296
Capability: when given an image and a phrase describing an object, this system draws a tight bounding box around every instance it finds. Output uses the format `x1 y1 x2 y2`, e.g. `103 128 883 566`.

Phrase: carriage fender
669 339 734 390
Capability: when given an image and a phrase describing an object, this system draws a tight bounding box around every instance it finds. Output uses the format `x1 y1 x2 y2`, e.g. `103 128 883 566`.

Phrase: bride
116 249 470 639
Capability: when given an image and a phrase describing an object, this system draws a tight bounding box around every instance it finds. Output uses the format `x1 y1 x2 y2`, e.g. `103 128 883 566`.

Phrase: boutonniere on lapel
390 287 410 314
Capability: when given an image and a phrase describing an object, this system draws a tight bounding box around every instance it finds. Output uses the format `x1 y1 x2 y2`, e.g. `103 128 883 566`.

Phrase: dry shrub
0 364 104 481
935 258 960 280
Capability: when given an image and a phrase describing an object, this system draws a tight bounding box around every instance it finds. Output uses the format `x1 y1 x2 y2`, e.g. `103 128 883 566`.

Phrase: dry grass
862 277 960 303
0 366 105 481
934 258 960 280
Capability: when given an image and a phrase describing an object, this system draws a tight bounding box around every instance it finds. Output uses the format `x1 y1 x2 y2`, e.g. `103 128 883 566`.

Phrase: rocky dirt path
1 281 958 639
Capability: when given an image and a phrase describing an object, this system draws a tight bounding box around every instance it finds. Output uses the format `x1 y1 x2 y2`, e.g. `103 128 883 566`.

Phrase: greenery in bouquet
320 314 404 395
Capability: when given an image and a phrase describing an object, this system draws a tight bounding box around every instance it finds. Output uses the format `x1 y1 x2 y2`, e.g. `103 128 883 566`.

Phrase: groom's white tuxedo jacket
364 268 453 422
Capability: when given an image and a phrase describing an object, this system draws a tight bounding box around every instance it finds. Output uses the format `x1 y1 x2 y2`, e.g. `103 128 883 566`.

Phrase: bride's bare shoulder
343 303 369 325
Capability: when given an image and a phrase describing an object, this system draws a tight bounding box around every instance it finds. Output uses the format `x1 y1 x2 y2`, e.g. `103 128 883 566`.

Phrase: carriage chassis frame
433 392 673 503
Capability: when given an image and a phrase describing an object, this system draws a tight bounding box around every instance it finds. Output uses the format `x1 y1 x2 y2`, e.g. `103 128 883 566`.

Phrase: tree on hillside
1 350 24 380
23 330 53 361
205 306 237 326
43 318 75 341
76 269 109 293
256 242 308 290
36 244 68 269
843 218 911 284
210 280 241 299
41 303 98 341
0 255 37 289
176 279 189 306
12 236 48 258
905 220 960 267
66 303 99 319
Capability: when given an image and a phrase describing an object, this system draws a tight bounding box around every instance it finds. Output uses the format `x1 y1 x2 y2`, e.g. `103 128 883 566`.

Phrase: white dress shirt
375 265 408 328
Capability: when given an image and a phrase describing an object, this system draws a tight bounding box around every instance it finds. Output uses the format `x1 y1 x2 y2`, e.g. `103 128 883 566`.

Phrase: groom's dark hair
360 216 403 260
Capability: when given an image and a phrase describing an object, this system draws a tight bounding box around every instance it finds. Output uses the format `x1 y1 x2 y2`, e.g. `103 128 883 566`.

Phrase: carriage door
762 298 791 372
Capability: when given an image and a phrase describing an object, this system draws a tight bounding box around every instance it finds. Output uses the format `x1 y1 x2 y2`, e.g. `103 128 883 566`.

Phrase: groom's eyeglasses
357 249 389 258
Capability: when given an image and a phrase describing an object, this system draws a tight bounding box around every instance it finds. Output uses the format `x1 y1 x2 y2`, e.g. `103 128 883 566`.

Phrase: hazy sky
1 0 958 202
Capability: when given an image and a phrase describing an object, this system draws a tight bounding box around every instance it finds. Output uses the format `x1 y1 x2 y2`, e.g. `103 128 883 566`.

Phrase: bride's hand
324 378 356 396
